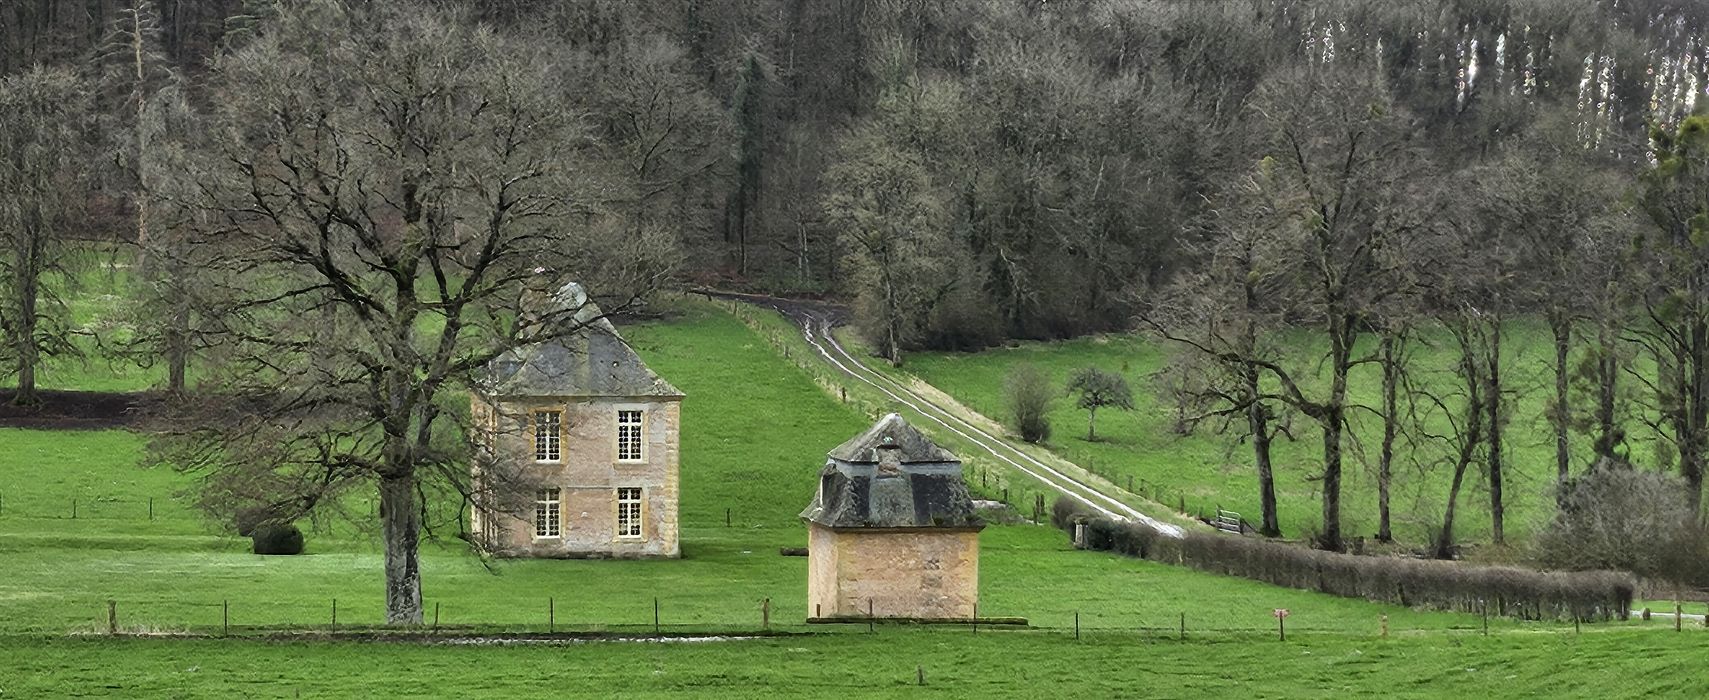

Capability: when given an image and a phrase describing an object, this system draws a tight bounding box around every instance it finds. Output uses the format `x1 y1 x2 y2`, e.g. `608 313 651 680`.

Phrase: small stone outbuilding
470 282 684 558
800 413 984 620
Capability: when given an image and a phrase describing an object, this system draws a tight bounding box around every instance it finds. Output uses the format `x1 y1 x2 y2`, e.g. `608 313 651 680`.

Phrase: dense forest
7 1 1706 343
8 0 1709 621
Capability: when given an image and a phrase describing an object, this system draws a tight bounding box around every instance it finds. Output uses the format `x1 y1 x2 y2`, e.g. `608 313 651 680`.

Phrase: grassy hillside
0 301 1514 634
894 323 1662 549
2 297 1702 696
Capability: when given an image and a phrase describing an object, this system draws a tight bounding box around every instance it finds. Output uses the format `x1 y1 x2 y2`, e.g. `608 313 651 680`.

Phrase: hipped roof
480 282 683 399
801 414 983 531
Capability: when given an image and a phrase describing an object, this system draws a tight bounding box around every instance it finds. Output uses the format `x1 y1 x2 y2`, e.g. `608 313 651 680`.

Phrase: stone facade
807 523 979 619
472 396 681 558
469 281 684 559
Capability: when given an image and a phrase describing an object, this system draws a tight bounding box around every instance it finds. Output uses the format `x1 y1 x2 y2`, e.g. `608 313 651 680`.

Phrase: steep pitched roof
481 282 683 399
801 413 984 531
826 413 957 463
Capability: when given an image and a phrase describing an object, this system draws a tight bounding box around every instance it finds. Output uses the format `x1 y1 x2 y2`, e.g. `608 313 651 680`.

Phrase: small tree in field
1005 364 1053 443
1066 367 1133 441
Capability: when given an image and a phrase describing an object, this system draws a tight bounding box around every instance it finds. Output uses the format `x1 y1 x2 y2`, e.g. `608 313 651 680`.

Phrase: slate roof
801 414 984 531
481 282 684 399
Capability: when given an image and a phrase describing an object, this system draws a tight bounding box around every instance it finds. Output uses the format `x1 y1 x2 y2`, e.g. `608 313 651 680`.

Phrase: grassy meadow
1 294 1701 696
892 323 1662 550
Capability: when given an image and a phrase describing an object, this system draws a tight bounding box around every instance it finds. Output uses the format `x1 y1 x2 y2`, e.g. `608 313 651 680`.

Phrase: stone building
470 282 684 558
800 413 985 620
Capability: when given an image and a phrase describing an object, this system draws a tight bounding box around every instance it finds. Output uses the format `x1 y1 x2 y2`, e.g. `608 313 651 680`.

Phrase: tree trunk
1086 405 1097 442
1377 332 1399 543
1593 322 1619 460
1249 396 1280 537
1437 332 1485 560
1486 319 1505 545
1319 404 1344 551
165 297 188 394
1435 437 1476 560
1551 314 1571 498
379 472 423 625
1317 318 1353 552
1682 315 1707 518
11 215 42 405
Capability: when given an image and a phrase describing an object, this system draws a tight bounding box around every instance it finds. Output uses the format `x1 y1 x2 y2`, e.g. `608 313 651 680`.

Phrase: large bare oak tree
149 2 670 625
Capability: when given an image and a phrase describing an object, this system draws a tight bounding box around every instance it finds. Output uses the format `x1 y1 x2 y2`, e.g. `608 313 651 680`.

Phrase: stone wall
807 523 980 619
472 396 681 558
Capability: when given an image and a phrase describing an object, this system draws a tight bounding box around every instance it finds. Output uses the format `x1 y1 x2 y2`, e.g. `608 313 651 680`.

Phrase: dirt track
699 289 1185 536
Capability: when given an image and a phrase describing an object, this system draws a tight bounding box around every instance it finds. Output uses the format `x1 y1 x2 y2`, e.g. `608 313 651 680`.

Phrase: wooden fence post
148 498 154 521
1180 612 1185 640
654 597 660 635
868 599 875 634
549 597 555 633
433 602 440 633
72 499 77 519
222 600 229 636
1074 611 1080 640
107 600 116 636
331 598 337 629
762 597 770 631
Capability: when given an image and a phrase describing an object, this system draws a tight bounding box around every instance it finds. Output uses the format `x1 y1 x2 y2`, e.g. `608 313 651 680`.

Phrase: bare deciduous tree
1233 66 1424 551
147 3 673 625
0 66 88 406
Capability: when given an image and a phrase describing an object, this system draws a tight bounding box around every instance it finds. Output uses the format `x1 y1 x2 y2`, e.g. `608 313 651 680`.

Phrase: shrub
1006 364 1054 443
1051 496 1095 532
252 523 305 555
1067 514 1634 621
1537 466 1709 587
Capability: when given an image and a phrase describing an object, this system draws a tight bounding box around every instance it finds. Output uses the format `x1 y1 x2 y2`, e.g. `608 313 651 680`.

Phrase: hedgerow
1055 498 1632 621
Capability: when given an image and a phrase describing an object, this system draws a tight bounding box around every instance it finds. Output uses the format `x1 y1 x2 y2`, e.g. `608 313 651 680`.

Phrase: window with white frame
533 410 562 462
534 488 561 538
616 487 642 538
616 409 644 462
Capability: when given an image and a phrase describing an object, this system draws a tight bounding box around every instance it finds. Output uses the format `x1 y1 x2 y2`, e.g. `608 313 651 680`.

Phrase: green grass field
4 628 1703 698
2 296 1701 697
893 323 1665 551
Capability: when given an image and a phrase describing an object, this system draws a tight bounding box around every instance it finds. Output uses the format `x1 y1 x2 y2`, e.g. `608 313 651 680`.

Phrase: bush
252 523 305 555
1050 496 1094 531
1065 511 1634 621
1537 466 1709 586
1006 364 1054 443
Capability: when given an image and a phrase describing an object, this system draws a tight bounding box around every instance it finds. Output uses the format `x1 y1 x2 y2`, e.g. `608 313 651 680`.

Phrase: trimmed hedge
1056 499 1633 621
252 523 305 555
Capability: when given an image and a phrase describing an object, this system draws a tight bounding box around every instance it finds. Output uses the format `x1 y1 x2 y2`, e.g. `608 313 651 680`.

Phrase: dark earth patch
0 389 157 429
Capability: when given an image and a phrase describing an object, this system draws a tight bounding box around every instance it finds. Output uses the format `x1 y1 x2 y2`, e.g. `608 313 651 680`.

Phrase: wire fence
0 493 172 522
62 593 1699 642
